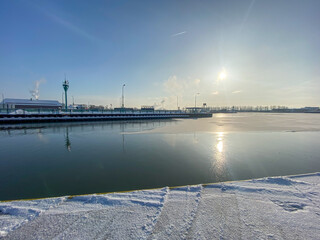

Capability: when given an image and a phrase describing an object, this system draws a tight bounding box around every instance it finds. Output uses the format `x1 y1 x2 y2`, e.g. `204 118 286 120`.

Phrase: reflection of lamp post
121 123 125 153
194 93 200 109
122 84 125 108
65 127 71 152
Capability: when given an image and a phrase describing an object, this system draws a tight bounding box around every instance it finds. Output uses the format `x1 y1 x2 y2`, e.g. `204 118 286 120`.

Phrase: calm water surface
1 113 320 200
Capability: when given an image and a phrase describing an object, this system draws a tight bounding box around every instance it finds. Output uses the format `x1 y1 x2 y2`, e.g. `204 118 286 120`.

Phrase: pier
0 110 212 124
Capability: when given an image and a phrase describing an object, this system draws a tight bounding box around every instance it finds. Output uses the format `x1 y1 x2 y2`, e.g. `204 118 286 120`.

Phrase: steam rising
30 79 46 100
152 98 166 109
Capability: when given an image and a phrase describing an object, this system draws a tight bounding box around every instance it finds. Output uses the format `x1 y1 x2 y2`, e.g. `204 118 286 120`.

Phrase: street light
195 93 200 109
122 84 126 108
177 96 179 110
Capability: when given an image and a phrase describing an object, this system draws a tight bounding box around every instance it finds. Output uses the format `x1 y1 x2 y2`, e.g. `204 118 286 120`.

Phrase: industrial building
1 98 62 109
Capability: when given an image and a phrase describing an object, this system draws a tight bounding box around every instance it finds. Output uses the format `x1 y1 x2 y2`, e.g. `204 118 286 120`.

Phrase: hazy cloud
232 90 242 94
194 78 200 85
212 91 219 95
162 75 202 108
163 75 201 95
151 97 168 109
171 31 187 37
163 75 184 94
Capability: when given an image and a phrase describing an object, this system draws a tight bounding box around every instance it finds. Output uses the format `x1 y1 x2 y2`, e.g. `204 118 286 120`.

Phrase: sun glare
219 70 227 80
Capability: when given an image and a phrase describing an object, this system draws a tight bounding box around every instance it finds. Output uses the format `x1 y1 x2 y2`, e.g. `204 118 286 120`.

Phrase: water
1 113 320 201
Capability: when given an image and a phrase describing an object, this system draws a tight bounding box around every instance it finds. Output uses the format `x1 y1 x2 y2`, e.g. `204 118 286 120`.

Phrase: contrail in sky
239 0 256 33
171 31 187 37
28 1 103 44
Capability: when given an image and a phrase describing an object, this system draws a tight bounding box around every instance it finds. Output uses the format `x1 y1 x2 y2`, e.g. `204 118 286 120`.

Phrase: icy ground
1 173 319 239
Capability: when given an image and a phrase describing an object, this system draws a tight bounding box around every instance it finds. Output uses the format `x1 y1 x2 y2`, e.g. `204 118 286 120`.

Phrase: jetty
0 110 212 124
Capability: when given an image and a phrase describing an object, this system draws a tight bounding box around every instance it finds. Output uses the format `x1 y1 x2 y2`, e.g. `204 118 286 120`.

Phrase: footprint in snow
271 199 307 212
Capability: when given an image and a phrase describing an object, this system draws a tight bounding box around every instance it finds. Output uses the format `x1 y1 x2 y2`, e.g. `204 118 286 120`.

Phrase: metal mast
195 93 200 109
122 84 125 108
177 96 179 110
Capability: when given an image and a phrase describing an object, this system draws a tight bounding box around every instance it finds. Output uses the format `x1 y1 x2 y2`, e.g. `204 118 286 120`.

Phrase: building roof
1 98 62 107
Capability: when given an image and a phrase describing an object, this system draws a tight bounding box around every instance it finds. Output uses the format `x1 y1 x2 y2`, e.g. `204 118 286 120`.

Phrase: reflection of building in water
37 129 45 142
65 127 71 152
0 120 175 142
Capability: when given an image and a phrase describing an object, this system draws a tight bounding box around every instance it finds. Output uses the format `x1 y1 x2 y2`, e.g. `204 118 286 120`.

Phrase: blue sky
0 0 319 108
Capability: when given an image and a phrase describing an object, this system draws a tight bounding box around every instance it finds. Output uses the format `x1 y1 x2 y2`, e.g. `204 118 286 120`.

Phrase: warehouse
1 98 62 109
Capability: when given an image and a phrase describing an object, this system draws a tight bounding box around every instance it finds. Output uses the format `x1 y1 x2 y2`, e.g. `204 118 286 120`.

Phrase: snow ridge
251 176 309 185
180 185 203 239
148 185 203 239
143 187 169 237
71 189 167 208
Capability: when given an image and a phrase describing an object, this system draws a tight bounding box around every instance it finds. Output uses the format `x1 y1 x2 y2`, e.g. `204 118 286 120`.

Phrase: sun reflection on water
216 132 224 152
211 132 227 180
217 140 223 152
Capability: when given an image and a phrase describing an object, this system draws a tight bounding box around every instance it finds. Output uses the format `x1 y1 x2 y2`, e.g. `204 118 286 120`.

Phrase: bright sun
219 70 227 80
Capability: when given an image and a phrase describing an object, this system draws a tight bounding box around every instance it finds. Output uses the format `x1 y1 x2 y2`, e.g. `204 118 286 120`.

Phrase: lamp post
195 93 200 109
177 96 179 110
122 84 125 108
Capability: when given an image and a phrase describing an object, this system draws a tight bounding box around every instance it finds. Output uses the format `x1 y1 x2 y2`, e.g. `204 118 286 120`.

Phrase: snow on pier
1 173 319 239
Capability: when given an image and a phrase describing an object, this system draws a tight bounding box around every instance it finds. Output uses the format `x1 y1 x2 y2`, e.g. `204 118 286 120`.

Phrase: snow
1 173 319 239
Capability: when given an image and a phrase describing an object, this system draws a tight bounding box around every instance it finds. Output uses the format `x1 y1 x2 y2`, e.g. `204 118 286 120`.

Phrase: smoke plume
30 79 46 100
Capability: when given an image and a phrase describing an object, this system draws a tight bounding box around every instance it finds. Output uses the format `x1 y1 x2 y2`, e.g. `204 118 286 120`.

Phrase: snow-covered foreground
1 173 319 239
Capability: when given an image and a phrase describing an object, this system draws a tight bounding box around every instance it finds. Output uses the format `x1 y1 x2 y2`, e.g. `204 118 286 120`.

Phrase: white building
1 98 62 109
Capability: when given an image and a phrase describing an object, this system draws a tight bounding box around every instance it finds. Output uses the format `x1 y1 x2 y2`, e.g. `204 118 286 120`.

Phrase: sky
0 0 319 109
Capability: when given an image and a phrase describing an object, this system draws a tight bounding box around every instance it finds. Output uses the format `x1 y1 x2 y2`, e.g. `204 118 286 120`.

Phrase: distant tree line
206 105 319 113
